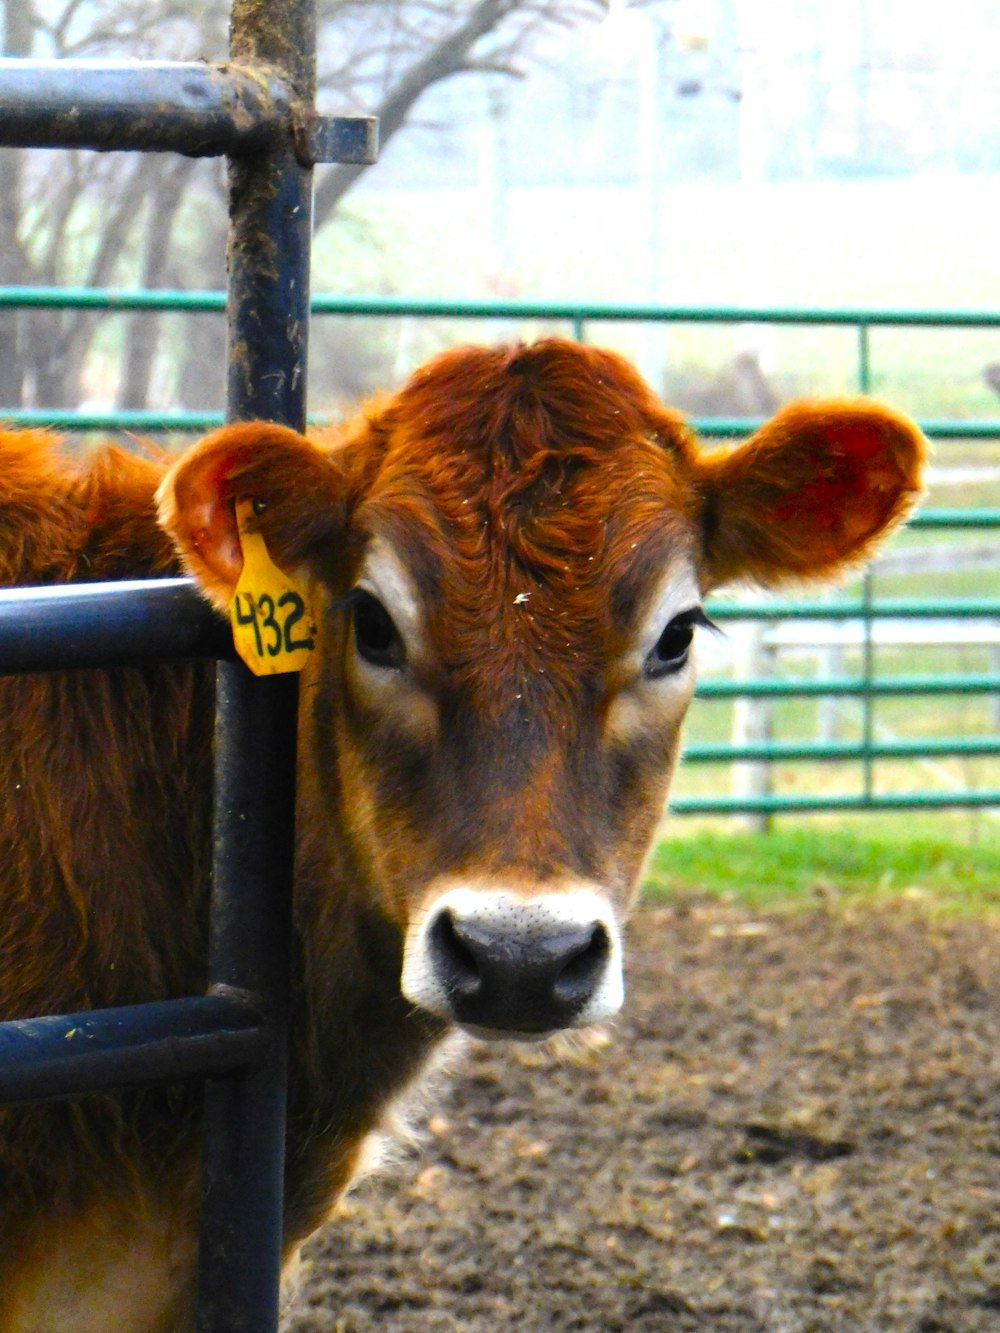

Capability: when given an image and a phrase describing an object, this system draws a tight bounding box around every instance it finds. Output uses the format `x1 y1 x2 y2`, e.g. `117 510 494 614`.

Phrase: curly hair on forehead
363 339 694 573
390 338 692 472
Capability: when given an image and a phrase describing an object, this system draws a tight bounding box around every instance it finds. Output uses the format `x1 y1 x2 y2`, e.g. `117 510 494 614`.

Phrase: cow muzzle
401 885 624 1038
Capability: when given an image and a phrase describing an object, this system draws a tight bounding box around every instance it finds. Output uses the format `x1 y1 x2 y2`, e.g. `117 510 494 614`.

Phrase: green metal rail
696 673 1000 699
4 284 1000 327
8 406 1000 443
2 286 997 818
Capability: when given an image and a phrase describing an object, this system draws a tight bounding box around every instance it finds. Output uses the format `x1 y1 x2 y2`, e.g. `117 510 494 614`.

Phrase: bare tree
0 0 605 411
0 0 34 406
313 0 600 226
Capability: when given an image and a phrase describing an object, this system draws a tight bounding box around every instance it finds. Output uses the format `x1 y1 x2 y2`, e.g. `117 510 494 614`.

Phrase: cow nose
401 885 625 1037
426 905 612 1034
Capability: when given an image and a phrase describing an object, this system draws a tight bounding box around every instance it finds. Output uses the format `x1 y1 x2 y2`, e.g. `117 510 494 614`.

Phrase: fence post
817 589 844 743
730 616 774 832
860 569 876 804
197 0 315 1327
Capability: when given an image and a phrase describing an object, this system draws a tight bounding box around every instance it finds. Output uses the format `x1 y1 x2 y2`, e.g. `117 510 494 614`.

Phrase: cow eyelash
344 588 407 670
643 607 718 680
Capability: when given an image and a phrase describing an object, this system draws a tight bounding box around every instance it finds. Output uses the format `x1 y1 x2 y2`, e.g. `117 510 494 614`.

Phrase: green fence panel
2 287 997 818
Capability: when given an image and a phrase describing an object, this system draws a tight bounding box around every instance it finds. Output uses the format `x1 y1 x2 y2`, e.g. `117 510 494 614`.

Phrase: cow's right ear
687 399 926 591
156 421 346 610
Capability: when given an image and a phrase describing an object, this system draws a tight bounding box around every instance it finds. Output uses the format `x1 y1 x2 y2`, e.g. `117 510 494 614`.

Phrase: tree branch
314 0 524 227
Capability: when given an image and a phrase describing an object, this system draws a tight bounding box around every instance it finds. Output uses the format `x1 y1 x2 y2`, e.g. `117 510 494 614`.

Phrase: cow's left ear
690 399 927 590
156 421 347 610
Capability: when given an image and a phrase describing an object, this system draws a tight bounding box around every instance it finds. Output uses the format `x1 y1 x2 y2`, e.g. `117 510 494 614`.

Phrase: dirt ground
283 895 1000 1332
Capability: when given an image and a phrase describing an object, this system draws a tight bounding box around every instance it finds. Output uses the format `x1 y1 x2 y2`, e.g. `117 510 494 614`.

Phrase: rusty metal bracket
295 110 378 167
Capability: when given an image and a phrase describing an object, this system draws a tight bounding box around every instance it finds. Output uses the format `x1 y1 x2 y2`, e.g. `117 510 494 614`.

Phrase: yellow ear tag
229 498 317 675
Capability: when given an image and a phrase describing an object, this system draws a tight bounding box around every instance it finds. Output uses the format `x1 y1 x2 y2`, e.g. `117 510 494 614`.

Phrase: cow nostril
416 903 618 1033
553 922 611 1006
428 909 482 1000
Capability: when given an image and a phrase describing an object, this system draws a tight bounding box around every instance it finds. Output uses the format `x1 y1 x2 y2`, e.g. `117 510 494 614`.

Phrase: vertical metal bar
730 616 774 831
861 569 876 803
572 314 585 342
857 319 874 806
199 670 298 1332
857 321 871 393
198 0 315 1327
227 2 314 430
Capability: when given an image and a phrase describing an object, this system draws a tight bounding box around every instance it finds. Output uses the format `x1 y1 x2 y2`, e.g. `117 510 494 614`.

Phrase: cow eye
351 591 405 669
643 608 712 680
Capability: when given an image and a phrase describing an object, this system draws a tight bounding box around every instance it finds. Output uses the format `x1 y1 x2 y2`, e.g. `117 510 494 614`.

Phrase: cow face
158 339 924 1039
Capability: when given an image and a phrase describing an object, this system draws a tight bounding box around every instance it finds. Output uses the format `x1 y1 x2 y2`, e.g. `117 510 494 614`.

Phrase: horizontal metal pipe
0 285 228 312
0 991 264 1107
688 741 1000 762
705 599 1000 620
907 509 1000 529
6 408 226 432
0 61 289 156
683 737 1000 763
0 578 233 673
695 419 1000 440
305 296 1000 329
670 790 1000 815
696 673 1000 699
2 287 1000 330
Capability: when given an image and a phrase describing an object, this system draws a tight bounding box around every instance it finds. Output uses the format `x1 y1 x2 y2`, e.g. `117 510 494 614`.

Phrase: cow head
158 340 924 1039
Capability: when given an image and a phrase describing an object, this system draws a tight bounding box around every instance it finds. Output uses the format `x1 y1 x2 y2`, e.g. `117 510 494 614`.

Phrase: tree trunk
118 158 197 410
0 0 37 407
176 219 229 410
0 151 28 409
25 156 161 409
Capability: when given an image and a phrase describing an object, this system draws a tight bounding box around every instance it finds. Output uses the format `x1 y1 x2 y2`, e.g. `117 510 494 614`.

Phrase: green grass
642 827 1000 914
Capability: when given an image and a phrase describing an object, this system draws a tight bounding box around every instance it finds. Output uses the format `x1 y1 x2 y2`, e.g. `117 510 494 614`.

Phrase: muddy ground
283 896 1000 1332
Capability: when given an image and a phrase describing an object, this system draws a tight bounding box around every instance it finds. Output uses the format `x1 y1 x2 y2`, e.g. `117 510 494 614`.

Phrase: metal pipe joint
0 59 377 164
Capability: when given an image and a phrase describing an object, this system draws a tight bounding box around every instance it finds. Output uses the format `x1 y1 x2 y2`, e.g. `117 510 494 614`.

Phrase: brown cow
0 339 924 1330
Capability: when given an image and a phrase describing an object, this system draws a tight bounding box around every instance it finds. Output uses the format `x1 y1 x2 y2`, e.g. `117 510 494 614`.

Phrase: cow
0 338 924 1330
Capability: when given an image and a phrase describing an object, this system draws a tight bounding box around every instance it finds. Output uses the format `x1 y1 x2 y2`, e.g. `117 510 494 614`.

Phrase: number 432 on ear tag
229 498 317 675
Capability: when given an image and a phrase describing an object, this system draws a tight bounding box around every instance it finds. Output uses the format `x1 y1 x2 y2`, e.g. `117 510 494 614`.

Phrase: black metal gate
0 4 375 1328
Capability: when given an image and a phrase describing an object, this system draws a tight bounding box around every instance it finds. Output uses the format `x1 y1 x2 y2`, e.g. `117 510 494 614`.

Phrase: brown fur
0 340 925 1327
